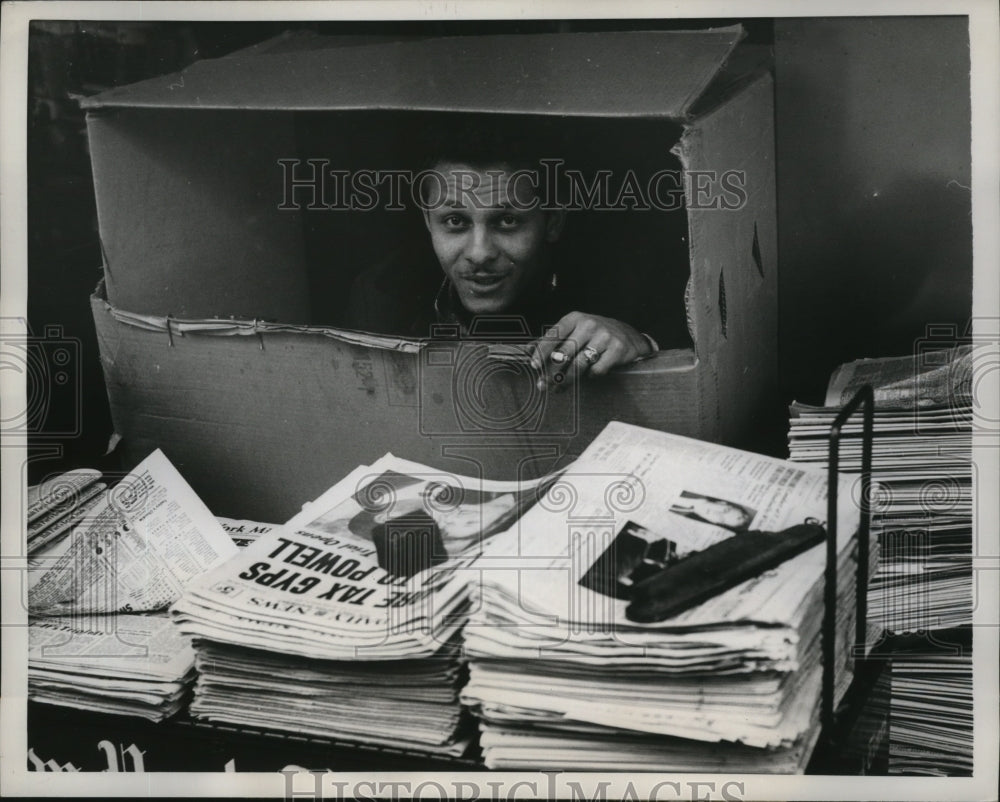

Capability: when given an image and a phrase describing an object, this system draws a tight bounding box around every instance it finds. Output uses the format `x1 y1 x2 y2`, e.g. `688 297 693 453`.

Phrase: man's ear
545 209 567 243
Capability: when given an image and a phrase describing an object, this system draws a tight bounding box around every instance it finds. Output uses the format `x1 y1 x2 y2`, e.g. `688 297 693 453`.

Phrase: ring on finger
581 346 602 365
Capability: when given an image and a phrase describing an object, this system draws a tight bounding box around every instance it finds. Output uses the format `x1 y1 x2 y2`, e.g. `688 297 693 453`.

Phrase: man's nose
465 224 499 266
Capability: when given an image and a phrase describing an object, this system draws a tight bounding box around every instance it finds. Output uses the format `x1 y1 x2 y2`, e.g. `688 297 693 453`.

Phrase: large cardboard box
84 27 779 521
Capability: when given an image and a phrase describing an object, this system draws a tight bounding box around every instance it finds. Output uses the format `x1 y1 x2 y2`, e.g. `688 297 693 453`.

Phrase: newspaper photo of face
357 475 519 553
302 471 525 577
669 490 756 533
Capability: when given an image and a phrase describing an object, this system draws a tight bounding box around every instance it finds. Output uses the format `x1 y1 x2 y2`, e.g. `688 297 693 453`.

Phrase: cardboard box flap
80 27 744 118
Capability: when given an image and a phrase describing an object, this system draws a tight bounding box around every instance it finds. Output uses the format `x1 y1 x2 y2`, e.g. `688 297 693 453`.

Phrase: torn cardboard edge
90 282 699 373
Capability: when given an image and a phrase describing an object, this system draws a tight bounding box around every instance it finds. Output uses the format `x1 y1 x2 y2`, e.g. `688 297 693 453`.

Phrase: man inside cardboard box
345 122 669 391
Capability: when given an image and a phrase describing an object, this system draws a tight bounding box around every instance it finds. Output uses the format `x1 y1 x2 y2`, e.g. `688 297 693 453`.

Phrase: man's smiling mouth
465 274 507 289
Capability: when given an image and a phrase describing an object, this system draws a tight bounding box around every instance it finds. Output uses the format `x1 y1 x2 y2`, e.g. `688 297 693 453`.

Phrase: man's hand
529 312 654 391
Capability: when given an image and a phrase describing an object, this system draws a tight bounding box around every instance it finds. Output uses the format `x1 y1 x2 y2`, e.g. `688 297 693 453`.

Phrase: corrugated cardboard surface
679 73 779 449
87 109 311 320
92 292 701 521
81 28 742 118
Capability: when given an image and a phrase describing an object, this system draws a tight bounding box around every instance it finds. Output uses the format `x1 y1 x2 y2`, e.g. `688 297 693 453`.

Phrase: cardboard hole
718 269 728 340
752 222 764 278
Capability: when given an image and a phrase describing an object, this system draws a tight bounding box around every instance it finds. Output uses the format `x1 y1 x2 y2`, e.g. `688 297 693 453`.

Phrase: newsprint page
1 1 998 800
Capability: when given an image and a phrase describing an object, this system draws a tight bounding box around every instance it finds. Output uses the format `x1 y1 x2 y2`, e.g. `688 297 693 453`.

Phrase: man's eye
497 214 521 229
442 214 468 229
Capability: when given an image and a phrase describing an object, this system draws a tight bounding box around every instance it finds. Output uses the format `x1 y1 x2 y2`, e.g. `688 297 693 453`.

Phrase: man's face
423 161 564 315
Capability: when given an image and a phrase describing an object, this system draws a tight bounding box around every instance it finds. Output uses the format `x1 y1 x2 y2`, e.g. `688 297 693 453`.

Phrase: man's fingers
552 352 583 392
557 349 591 391
551 331 610 391
538 332 581 391
544 340 576 391
530 313 652 389
552 331 583 369
588 340 626 376
530 323 566 369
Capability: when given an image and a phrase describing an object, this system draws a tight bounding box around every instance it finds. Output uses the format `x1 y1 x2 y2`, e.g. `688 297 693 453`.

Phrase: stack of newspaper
187 639 468 753
27 450 239 720
787 346 973 633
26 468 108 555
172 454 546 755
461 422 863 772
887 628 973 776
28 613 196 721
787 346 976 776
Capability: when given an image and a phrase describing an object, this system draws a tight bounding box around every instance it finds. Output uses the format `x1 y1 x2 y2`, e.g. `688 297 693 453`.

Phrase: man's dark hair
416 111 567 171
413 112 569 207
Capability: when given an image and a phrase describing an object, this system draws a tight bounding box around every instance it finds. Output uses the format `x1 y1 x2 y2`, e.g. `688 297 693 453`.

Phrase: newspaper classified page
28 450 238 615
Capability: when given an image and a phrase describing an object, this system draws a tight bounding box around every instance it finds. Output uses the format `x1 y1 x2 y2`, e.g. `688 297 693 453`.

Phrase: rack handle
822 384 875 735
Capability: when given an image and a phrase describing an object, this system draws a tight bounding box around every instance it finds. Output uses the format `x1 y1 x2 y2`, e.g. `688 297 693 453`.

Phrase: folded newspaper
172 454 551 754
187 638 472 755
171 453 550 660
459 421 864 771
28 613 196 722
26 468 107 555
27 451 239 721
28 450 238 615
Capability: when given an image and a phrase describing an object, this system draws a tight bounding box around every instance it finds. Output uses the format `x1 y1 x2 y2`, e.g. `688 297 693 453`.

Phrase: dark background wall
774 17 972 403
24 17 972 481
